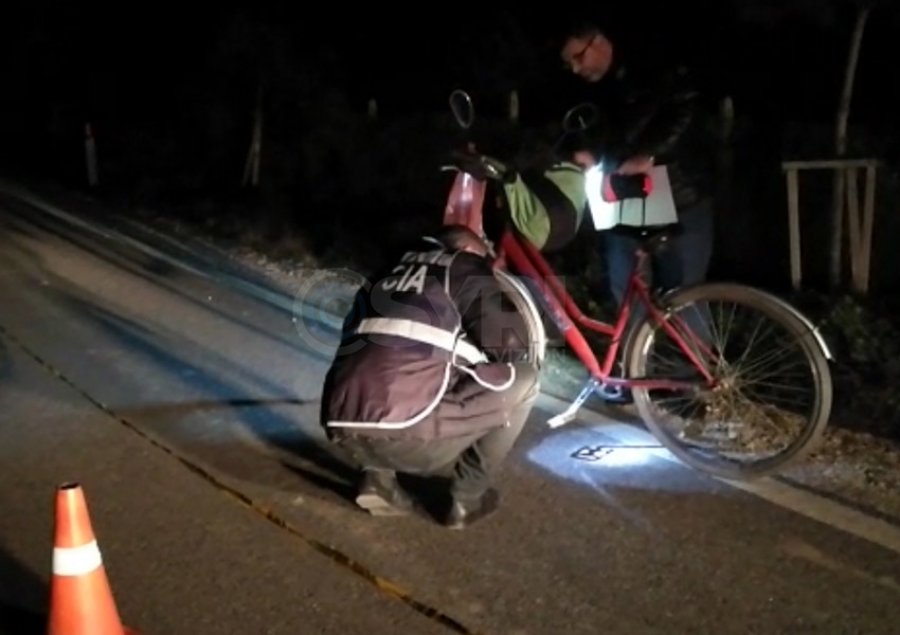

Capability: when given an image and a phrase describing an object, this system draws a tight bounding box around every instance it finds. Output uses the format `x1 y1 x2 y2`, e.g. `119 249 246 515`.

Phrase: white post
243 85 263 187
509 90 519 124
786 167 801 290
860 164 877 294
84 123 98 187
720 96 734 140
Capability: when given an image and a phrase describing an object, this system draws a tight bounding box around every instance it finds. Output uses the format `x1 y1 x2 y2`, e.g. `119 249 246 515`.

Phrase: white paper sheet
586 165 678 230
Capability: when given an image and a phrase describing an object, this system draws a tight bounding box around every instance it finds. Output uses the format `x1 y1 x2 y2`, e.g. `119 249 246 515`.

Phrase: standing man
559 19 716 306
559 18 718 399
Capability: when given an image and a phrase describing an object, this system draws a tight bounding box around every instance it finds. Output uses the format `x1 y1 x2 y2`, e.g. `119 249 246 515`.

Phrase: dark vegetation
2 2 900 439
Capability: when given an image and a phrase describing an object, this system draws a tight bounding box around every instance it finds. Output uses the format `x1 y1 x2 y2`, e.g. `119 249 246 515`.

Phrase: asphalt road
1 181 898 635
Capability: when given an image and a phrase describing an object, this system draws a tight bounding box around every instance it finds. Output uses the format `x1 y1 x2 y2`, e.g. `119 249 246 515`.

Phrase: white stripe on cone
53 540 103 576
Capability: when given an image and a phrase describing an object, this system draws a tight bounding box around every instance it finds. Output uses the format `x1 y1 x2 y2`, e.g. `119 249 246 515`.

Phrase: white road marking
0 180 314 322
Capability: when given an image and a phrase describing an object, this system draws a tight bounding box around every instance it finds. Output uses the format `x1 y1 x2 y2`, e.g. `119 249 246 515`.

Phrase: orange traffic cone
47 482 138 635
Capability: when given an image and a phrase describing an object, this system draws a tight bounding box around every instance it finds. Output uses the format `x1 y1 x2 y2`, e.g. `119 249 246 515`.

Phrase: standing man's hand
615 155 655 175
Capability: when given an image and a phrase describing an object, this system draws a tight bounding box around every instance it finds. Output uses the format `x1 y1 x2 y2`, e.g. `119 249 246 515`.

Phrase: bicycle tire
624 282 833 480
494 269 548 371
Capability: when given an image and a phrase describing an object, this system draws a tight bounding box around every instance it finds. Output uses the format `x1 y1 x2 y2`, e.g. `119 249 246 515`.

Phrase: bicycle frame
442 167 717 401
439 92 833 471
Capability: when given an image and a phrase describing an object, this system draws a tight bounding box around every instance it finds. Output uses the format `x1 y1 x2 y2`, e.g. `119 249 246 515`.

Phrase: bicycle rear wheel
494 269 548 371
624 282 833 480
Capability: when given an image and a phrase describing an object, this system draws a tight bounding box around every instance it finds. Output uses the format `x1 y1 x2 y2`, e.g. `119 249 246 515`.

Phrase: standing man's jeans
602 198 715 305
600 198 715 362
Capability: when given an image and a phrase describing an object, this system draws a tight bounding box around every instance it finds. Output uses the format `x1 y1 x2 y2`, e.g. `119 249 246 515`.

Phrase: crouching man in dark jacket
320 224 540 529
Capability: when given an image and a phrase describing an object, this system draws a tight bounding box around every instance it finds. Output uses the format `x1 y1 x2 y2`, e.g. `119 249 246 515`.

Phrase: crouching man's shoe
443 488 500 529
355 469 416 516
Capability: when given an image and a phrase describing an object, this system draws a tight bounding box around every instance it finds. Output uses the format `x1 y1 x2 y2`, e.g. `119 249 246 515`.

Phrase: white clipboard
585 165 678 230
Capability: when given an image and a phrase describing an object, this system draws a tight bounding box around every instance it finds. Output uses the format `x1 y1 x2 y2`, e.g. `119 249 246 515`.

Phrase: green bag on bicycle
502 161 588 253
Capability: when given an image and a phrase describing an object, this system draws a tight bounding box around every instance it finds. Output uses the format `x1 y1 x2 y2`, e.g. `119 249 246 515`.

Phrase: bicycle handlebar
440 148 509 182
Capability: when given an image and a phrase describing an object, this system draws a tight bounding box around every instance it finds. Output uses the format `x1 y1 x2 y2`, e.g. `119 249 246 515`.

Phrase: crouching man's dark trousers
334 363 540 502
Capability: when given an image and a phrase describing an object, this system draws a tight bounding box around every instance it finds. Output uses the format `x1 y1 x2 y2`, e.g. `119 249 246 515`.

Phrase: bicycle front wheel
494 269 548 371
625 282 833 480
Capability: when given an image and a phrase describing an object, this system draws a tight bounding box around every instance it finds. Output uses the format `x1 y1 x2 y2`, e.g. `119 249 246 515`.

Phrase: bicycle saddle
609 223 682 251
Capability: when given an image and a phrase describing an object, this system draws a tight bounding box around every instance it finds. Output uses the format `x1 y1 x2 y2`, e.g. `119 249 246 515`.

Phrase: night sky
2 0 899 194
3 2 898 124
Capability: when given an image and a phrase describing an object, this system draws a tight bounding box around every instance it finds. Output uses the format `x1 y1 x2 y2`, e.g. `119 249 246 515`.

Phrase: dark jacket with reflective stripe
321 237 530 439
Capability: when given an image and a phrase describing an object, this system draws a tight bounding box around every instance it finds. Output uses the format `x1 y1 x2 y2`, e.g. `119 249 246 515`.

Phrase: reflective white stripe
355 317 487 364
328 363 452 429
53 540 102 576
457 362 517 392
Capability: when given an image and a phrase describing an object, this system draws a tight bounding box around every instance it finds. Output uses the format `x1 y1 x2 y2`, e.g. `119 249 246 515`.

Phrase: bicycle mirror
562 102 599 134
449 89 475 130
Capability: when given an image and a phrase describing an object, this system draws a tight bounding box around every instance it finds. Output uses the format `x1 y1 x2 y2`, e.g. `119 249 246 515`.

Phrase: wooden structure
781 158 878 294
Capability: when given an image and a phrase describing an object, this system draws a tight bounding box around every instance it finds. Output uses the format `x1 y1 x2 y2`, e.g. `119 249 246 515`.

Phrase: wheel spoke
626 284 832 479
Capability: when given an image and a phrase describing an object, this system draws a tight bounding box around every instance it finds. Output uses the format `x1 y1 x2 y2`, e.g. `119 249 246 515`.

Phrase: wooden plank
861 165 877 293
786 168 802 290
845 167 862 292
781 159 879 171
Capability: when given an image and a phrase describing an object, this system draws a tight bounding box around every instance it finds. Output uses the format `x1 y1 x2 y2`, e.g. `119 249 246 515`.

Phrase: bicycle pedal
597 384 624 399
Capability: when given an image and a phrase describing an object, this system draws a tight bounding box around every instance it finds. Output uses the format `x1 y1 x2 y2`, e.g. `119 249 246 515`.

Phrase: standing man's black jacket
579 51 716 210
321 235 531 440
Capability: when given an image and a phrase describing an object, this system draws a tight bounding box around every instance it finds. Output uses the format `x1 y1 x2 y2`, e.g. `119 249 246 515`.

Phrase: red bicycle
441 90 834 480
